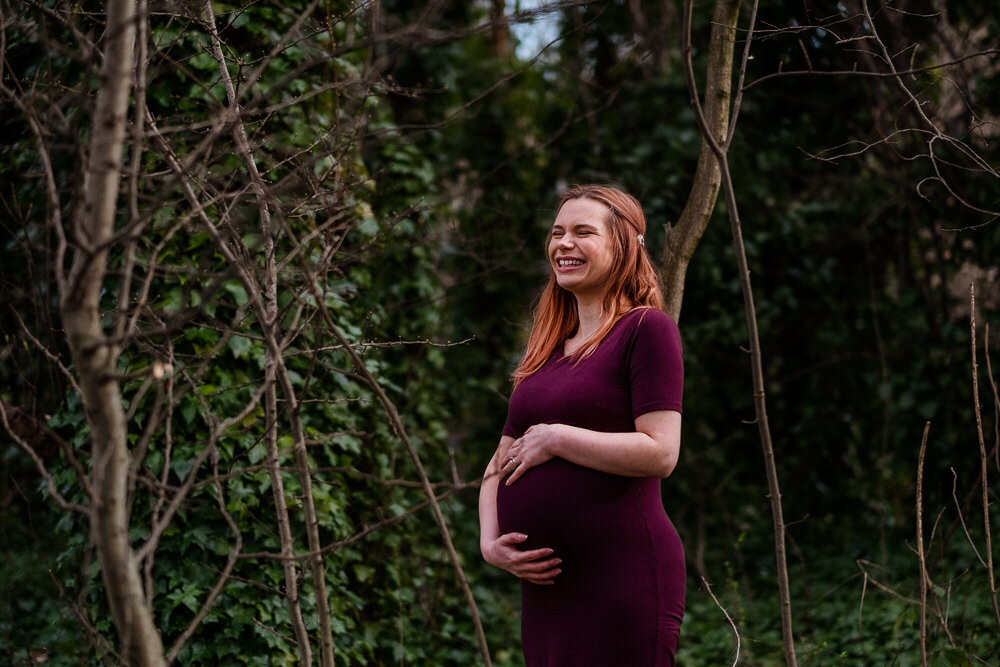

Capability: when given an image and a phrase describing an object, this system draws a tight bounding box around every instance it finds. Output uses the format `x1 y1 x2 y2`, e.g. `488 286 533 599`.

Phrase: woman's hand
482 532 562 585
503 423 563 485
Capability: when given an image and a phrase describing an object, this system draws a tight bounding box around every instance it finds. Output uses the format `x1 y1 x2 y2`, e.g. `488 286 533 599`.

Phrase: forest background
1 0 999 664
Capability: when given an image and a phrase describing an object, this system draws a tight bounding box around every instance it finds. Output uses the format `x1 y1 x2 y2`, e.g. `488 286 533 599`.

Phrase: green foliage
2 0 999 665
2 0 508 663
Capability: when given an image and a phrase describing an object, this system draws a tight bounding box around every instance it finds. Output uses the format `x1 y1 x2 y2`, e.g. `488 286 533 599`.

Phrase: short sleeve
502 403 519 438
629 309 683 419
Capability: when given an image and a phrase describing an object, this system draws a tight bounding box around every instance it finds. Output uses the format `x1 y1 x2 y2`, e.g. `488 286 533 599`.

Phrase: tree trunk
60 0 166 664
658 0 741 321
490 0 509 56
679 0 798 662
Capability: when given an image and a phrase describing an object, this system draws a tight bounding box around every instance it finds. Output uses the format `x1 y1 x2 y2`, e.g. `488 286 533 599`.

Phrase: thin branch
859 0 999 216
8 307 83 396
0 81 68 291
701 576 741 666
856 560 920 605
916 421 930 667
238 485 470 561
0 402 91 514
985 323 1000 474
951 468 987 566
969 283 1000 633
744 49 1000 91
165 445 244 664
682 0 797 663
725 0 759 152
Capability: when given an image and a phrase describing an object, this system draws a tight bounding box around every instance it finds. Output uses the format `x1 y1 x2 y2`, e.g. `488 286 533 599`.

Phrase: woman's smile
556 257 585 270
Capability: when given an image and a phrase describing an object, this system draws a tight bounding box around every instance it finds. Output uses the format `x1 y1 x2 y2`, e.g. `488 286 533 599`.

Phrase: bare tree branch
57 0 166 662
701 576 741 666
200 1 336 660
680 0 798 663
916 421 930 667
659 0 740 321
969 283 1000 633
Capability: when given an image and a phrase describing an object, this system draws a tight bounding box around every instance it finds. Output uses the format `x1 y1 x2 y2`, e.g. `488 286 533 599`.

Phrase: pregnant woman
479 184 685 666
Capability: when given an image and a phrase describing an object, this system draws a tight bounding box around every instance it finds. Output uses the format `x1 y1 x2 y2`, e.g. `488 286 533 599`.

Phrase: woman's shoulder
617 308 681 354
618 307 677 333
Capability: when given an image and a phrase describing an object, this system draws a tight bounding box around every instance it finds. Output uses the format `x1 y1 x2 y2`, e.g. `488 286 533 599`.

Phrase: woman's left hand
503 423 563 485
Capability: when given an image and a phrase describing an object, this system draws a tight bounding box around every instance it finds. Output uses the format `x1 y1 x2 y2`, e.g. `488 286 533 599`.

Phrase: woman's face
548 197 616 301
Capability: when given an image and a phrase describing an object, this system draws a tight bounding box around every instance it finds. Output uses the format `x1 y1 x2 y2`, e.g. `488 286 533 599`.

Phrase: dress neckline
558 308 649 359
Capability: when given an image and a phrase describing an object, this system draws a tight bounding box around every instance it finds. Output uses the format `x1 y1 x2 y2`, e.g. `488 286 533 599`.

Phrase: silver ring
507 456 518 466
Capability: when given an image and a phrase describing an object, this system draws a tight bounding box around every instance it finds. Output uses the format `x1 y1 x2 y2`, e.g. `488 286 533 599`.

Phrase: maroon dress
497 308 685 666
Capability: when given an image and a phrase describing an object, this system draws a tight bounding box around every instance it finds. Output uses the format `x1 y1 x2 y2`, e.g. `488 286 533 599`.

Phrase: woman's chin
554 275 585 292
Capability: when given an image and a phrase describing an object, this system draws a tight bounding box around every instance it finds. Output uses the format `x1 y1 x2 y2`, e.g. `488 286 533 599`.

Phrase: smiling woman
511 185 663 383
478 185 686 666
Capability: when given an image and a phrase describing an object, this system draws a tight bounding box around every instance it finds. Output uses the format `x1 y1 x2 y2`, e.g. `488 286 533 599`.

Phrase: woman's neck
572 295 607 343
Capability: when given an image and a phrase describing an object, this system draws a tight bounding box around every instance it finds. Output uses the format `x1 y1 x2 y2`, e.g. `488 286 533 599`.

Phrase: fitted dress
496 308 685 666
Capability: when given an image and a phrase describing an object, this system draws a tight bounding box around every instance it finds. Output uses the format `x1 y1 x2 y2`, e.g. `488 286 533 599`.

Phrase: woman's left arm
502 410 681 485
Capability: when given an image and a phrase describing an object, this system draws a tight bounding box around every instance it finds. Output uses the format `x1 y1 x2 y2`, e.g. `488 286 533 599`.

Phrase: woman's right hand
482 532 562 585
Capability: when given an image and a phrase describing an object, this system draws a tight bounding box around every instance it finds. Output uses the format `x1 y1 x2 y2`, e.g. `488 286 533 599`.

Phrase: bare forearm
504 411 681 484
550 425 673 477
479 436 514 550
478 457 501 551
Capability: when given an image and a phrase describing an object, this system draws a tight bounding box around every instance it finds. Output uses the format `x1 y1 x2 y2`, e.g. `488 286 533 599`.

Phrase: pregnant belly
495 458 635 556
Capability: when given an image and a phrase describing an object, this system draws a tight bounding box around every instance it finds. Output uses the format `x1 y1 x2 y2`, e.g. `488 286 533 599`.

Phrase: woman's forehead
553 198 609 227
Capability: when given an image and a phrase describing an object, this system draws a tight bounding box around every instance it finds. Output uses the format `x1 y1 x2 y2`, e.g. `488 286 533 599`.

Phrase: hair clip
637 234 645 247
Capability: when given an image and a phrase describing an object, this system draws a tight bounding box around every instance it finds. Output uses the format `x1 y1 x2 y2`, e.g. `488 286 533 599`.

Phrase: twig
985 323 1000 473
858 569 868 649
165 445 244 664
855 560 920 605
969 283 1000 633
859 0 999 216
9 307 83 397
238 486 467 562
950 468 986 565
701 577 741 666
917 421 930 667
146 105 317 657
0 401 90 515
744 49 1000 91
48 569 122 662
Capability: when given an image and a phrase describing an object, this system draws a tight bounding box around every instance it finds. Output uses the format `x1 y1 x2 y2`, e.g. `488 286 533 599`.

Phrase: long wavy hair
512 184 663 387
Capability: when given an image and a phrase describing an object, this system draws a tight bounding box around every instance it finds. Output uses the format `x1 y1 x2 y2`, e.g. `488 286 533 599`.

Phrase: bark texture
60 0 167 664
658 0 741 321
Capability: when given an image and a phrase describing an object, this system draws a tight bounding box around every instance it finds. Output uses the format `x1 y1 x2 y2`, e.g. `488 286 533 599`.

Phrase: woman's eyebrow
552 221 599 231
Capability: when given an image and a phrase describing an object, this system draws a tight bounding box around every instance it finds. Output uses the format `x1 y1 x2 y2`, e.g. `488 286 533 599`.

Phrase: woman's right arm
479 435 562 585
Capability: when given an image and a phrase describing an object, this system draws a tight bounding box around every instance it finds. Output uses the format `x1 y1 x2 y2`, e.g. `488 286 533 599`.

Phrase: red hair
512 184 663 386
